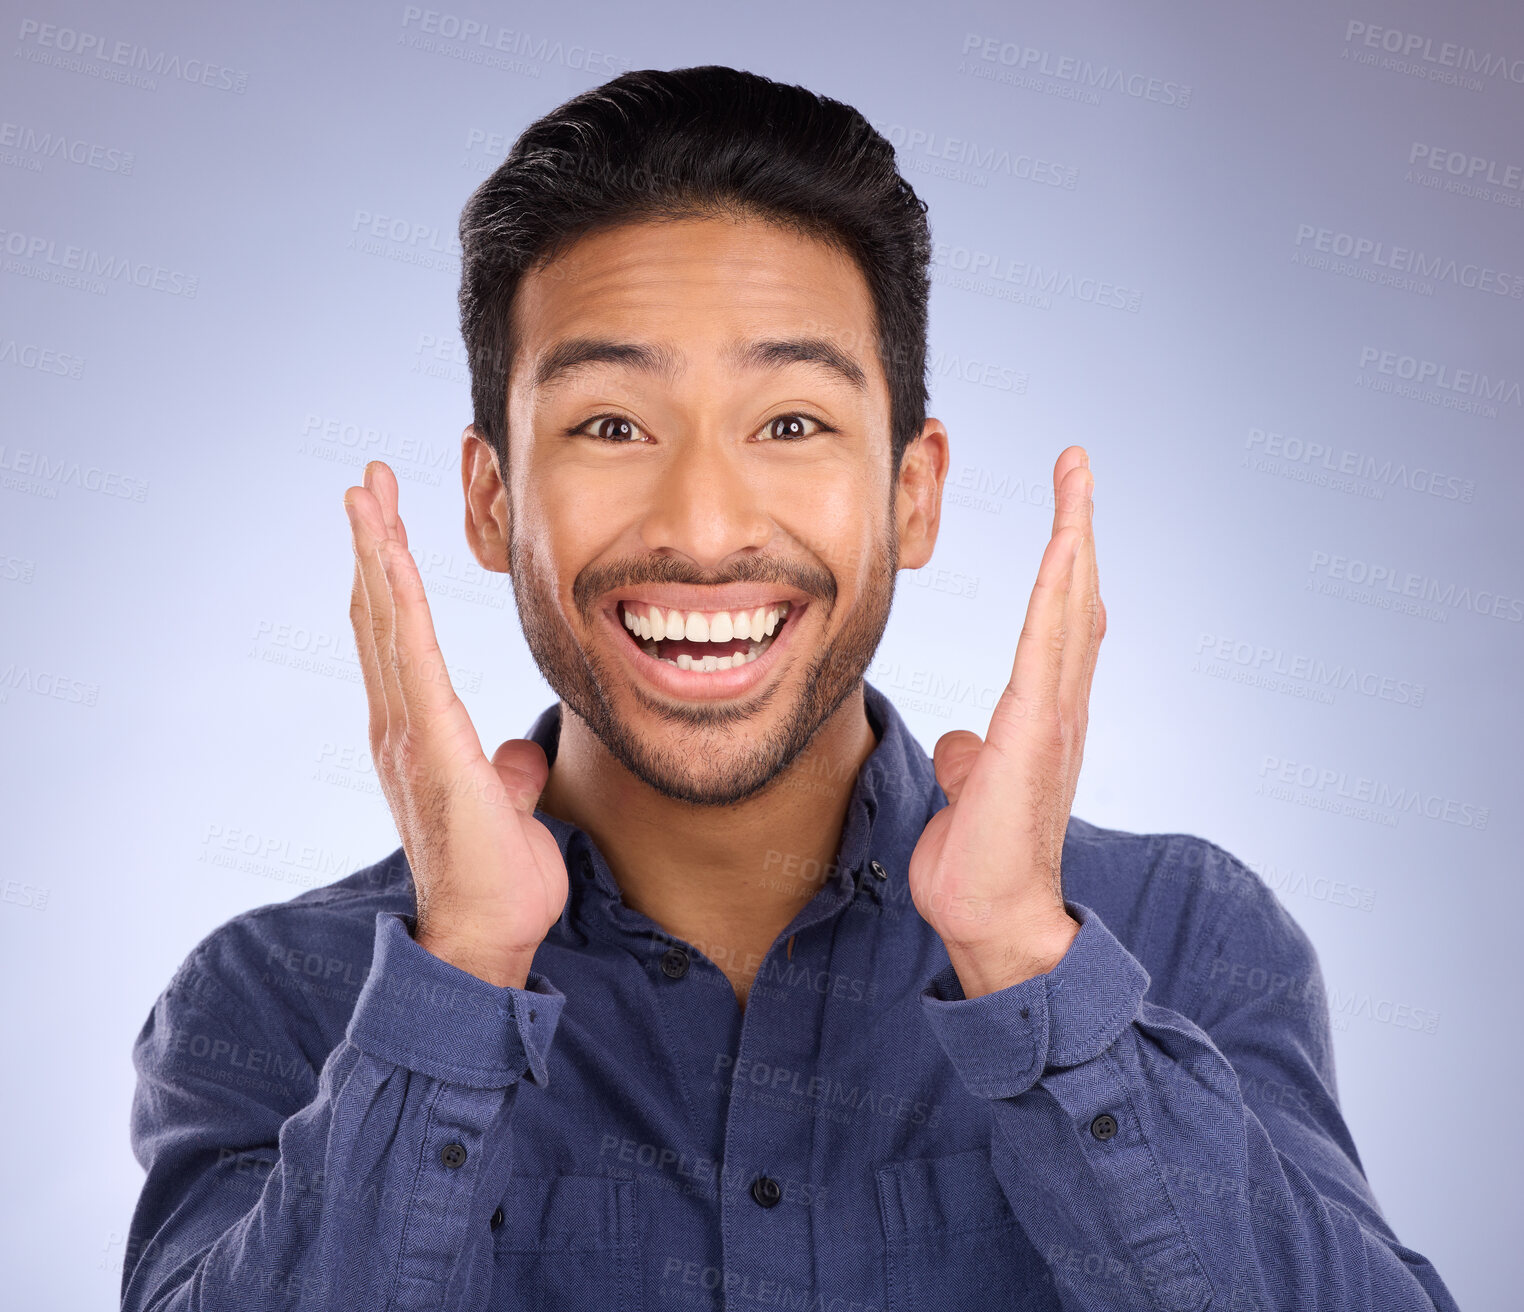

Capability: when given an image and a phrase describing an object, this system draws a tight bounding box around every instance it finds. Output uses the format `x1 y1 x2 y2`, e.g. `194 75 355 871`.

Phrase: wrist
943 910 1079 1000
413 925 537 990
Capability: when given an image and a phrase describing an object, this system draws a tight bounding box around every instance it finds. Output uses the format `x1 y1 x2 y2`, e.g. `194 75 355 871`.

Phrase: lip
608 585 811 613
600 598 809 701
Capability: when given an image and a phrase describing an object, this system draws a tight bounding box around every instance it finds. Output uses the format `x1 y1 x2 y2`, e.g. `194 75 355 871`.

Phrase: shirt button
489 1206 504 1230
660 947 690 979
869 860 887 880
440 1142 468 1169
1090 1113 1118 1142
750 1176 782 1208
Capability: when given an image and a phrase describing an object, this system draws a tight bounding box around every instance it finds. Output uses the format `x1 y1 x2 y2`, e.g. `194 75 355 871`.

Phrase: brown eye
766 414 821 441
584 416 638 442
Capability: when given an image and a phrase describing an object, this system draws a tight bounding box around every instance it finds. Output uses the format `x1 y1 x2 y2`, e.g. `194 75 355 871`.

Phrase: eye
571 414 646 443
761 413 831 441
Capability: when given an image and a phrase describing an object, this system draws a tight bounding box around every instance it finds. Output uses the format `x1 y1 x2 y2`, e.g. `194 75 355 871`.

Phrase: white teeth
621 601 793 673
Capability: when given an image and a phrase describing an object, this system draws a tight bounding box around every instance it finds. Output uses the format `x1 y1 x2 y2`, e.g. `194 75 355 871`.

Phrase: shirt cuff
919 901 1149 1100
346 911 565 1090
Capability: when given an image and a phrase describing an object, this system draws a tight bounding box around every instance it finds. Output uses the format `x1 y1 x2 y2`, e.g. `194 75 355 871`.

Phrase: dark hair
458 65 932 480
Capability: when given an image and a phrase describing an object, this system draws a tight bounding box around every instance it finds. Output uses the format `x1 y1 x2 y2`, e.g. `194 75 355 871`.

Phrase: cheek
769 467 886 593
513 474 606 594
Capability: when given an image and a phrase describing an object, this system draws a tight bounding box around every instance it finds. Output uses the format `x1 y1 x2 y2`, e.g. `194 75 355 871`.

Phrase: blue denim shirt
123 681 1457 1311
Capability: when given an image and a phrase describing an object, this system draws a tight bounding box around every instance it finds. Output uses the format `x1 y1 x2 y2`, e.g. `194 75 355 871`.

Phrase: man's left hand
908 445 1105 1000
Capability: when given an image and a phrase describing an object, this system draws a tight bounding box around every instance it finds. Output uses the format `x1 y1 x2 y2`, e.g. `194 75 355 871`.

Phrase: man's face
474 214 942 806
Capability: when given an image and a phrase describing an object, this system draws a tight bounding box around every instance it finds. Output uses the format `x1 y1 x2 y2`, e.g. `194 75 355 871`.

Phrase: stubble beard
506 520 899 807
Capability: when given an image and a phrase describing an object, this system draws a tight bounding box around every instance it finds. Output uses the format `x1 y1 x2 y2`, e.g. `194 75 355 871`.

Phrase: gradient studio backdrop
3 0 1519 1307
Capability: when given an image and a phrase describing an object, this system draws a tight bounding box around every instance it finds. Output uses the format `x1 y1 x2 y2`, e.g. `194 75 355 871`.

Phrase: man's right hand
344 459 567 989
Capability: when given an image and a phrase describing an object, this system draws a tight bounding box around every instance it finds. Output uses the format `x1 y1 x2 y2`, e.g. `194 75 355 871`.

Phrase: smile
619 600 794 671
602 593 807 700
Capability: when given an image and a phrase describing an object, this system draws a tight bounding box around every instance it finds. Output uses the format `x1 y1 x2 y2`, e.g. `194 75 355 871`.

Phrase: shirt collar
524 680 942 941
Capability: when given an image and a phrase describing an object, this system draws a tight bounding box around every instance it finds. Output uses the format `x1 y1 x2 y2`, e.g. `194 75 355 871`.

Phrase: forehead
508 215 881 385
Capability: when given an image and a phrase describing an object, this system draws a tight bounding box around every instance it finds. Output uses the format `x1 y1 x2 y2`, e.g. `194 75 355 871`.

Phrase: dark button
489 1206 504 1230
869 860 887 880
440 1142 468 1169
750 1175 782 1208
660 947 690 979
528 1010 537 1023
1090 1113 1118 1142
1019 1007 1029 1019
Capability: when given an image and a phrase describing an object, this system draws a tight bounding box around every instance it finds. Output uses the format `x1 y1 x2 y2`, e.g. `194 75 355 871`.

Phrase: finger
347 538 388 751
993 522 1081 745
1049 446 1090 538
931 729 984 806
346 485 407 740
491 739 551 814
365 461 409 551
1058 463 1100 717
379 528 461 727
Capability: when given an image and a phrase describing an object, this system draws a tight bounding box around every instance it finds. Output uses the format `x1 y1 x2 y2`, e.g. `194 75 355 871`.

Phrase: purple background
2 2 1519 1306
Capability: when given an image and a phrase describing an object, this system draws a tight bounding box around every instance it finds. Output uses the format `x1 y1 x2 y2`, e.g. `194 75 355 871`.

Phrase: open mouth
617 600 796 672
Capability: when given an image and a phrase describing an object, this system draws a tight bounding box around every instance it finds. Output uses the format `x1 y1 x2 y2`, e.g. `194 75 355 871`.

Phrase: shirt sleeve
918 896 1460 1312
122 910 565 1312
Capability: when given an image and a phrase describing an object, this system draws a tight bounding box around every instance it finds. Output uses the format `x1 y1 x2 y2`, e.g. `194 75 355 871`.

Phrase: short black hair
458 65 932 480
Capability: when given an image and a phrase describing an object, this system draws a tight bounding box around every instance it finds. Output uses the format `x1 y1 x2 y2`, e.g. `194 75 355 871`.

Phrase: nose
637 432 773 570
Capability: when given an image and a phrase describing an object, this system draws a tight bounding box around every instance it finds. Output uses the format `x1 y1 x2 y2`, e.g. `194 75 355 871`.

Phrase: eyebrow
530 335 868 393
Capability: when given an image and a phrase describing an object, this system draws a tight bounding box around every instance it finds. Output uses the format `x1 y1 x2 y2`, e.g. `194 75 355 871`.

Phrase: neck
537 687 880 1006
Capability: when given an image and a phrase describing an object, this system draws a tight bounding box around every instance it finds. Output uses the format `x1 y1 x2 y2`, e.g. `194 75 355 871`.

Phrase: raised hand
908 445 1105 998
344 460 567 988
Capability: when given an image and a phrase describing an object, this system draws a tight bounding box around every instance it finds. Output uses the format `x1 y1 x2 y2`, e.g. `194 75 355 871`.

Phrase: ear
462 424 511 574
894 418 949 572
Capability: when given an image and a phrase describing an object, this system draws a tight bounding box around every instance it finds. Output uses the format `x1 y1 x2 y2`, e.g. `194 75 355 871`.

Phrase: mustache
573 552 837 616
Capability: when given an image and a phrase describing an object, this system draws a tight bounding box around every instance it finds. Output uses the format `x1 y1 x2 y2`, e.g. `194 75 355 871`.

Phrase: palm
908 447 1104 964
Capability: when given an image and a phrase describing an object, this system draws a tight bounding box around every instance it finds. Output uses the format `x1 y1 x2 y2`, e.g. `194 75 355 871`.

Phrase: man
123 66 1457 1311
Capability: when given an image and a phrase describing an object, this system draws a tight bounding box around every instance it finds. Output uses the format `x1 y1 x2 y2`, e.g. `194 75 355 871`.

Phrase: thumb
490 738 550 813
932 730 983 806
